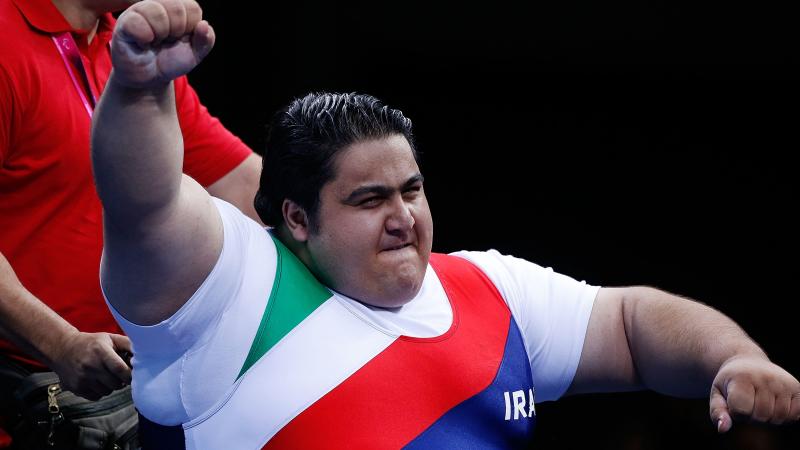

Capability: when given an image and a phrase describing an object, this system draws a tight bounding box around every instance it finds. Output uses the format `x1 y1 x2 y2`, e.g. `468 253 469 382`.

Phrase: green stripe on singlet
236 233 332 379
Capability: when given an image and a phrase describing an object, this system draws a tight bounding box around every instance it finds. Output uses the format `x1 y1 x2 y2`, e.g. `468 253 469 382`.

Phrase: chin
374 293 416 309
377 278 423 308
344 262 426 308
353 278 421 309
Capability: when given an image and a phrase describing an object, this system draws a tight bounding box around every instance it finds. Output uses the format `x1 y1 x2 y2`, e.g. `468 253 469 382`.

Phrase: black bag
3 369 139 450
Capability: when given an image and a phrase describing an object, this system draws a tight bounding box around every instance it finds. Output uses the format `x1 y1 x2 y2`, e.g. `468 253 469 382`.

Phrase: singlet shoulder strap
429 252 511 313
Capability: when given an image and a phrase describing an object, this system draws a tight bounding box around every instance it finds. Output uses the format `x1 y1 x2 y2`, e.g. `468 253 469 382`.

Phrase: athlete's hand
111 0 213 88
48 331 132 400
710 354 800 432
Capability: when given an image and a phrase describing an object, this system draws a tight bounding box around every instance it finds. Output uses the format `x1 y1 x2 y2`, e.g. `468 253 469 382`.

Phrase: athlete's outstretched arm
91 0 221 325
566 286 800 432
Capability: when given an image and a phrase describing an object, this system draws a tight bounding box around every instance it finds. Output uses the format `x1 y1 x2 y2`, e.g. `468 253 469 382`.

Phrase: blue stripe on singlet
403 318 536 449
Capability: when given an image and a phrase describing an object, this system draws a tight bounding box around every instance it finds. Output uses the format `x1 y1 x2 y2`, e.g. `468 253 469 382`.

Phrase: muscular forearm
91 75 183 228
623 286 766 397
0 252 78 367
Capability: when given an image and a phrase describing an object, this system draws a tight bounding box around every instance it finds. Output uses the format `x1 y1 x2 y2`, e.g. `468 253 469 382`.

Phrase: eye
402 185 422 198
359 196 383 207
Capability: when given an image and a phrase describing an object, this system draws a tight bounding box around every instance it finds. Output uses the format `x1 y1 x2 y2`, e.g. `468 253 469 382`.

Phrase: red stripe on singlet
263 253 511 449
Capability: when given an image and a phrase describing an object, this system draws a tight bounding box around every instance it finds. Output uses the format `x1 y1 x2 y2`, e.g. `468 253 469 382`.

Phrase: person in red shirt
0 0 262 446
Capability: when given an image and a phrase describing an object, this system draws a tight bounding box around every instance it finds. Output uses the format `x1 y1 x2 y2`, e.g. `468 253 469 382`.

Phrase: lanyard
52 32 97 118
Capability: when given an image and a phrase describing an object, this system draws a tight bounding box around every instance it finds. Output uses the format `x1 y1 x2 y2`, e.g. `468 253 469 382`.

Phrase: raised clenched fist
111 0 214 88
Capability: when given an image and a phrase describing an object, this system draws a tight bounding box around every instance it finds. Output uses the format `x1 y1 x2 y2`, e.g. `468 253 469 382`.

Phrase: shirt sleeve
175 76 254 187
452 250 599 402
103 199 274 425
105 198 257 358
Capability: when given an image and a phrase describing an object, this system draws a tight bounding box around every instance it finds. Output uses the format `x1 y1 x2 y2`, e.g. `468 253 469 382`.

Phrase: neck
275 226 306 260
51 0 101 41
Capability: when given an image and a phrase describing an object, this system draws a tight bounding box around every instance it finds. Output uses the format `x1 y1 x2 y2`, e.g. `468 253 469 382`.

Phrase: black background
189 1 797 448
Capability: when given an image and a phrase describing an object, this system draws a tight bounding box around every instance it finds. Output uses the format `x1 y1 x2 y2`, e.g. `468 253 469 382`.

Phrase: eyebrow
343 173 425 204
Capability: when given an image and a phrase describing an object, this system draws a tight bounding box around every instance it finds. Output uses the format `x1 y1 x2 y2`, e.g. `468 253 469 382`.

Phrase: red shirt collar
11 0 116 40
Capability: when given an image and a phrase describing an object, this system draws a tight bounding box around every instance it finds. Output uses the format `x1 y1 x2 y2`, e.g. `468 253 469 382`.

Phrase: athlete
91 0 800 448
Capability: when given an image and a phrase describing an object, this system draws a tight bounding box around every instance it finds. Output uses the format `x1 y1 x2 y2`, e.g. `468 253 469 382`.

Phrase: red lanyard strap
52 32 96 118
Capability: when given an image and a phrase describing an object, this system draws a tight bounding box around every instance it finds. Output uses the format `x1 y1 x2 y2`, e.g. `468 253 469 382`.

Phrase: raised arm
567 286 800 432
91 0 222 325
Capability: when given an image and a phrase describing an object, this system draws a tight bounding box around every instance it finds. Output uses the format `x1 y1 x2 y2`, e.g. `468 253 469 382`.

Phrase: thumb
710 384 733 433
192 20 215 62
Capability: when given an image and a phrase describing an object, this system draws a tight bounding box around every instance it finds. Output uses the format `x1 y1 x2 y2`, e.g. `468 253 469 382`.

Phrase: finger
771 393 791 425
726 380 755 419
133 1 171 44
751 387 775 423
192 20 215 62
184 0 203 32
100 347 133 385
117 9 156 47
109 333 133 368
160 0 188 39
109 333 132 354
710 385 732 433
790 393 800 422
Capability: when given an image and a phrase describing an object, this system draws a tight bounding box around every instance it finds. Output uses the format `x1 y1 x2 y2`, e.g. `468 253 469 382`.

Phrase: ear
282 199 310 242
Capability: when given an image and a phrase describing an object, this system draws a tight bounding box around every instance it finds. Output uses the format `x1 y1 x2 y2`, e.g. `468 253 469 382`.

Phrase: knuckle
87 338 103 353
728 403 749 416
729 407 745 417
751 409 771 422
767 379 785 394
151 2 170 22
163 0 185 15
75 359 90 373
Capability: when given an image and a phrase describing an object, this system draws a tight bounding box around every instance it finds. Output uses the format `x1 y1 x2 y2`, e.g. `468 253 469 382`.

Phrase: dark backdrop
188 1 797 448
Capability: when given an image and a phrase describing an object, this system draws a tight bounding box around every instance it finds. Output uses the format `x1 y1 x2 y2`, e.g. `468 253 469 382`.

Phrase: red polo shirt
0 0 253 368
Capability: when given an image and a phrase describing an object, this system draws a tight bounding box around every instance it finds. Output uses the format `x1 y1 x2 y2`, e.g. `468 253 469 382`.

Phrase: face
299 135 433 308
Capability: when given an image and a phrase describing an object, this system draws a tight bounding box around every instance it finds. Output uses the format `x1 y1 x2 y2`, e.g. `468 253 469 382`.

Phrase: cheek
343 214 386 241
317 225 371 267
413 204 434 237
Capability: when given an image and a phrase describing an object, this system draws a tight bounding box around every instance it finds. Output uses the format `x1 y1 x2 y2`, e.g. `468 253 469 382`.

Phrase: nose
385 197 415 236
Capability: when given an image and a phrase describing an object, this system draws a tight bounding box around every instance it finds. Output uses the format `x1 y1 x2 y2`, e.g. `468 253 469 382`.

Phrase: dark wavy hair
254 92 417 228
